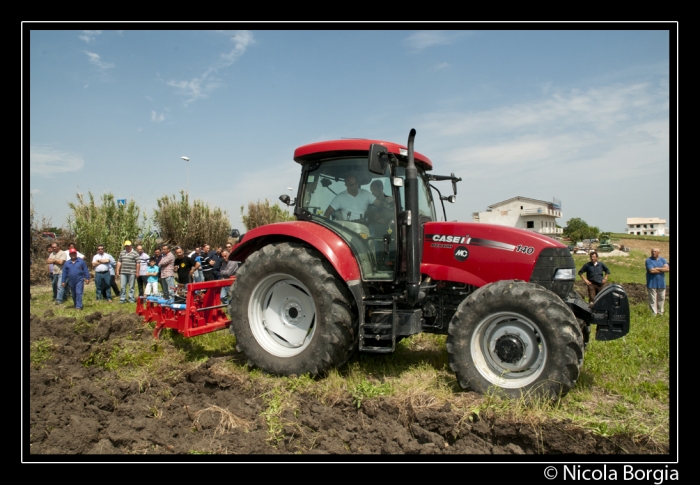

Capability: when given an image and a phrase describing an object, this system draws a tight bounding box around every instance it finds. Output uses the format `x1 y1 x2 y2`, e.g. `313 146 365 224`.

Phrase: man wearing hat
116 240 139 303
61 248 91 310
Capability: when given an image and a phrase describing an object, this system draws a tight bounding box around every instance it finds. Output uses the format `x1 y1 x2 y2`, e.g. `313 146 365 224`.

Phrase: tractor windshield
299 158 436 281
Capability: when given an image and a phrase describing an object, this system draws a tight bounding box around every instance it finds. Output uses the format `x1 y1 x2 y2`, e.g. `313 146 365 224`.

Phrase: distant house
625 217 666 236
472 196 562 235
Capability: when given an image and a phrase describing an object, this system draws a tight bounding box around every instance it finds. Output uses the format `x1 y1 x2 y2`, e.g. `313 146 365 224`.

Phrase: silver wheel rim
470 311 547 389
248 273 317 357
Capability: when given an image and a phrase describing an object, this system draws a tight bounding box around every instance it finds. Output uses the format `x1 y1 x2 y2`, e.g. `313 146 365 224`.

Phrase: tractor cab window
393 166 437 224
300 158 397 281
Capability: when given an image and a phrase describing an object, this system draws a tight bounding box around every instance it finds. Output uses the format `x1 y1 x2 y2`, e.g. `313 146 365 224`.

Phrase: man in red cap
61 248 91 310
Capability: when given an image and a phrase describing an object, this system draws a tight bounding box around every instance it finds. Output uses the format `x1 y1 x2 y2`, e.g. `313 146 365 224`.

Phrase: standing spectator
47 241 69 304
646 248 669 316
116 240 139 303
135 244 150 297
218 250 239 304
153 247 163 266
145 258 160 296
174 247 200 285
92 244 115 302
199 244 217 281
105 257 120 300
158 244 175 299
210 246 223 280
67 243 86 260
578 251 610 303
46 244 54 284
188 247 203 282
61 248 91 310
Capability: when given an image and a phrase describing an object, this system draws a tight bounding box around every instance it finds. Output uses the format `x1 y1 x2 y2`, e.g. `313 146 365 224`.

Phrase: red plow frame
135 278 234 338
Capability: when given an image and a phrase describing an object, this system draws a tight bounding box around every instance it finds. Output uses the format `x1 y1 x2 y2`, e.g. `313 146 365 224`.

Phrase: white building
472 196 563 235
626 217 666 236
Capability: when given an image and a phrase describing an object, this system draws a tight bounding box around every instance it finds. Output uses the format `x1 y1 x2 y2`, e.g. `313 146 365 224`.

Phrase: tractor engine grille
529 247 576 300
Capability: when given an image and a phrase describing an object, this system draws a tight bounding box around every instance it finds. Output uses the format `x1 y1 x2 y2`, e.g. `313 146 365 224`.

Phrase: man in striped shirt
116 240 139 303
158 244 175 299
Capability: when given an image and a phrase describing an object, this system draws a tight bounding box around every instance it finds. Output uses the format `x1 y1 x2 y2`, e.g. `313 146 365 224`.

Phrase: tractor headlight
553 268 575 281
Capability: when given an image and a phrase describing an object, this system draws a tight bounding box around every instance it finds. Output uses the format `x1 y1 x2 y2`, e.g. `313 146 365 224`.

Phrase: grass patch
30 338 55 369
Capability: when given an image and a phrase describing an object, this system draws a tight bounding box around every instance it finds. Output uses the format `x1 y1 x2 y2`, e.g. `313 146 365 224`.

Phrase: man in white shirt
92 244 115 302
324 174 378 221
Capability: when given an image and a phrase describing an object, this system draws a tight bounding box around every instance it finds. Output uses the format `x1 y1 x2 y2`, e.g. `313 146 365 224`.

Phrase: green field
29 249 671 447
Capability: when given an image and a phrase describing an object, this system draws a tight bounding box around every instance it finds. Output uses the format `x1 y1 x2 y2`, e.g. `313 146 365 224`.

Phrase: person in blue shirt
646 248 669 316
62 248 91 310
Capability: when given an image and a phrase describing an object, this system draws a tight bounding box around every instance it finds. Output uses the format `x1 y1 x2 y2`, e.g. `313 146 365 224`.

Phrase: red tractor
226 129 630 399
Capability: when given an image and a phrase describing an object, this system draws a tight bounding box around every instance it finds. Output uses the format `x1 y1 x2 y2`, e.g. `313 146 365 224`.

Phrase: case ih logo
454 246 469 262
425 234 519 253
427 234 467 244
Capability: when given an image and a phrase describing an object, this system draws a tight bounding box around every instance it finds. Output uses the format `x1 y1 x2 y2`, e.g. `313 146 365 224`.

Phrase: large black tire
228 242 356 376
446 280 584 400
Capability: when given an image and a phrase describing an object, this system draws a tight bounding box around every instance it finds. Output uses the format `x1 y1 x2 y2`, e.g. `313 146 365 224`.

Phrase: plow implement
135 278 234 338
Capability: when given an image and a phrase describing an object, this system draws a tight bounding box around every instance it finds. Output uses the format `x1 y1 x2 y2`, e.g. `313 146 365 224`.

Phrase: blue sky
27 27 673 234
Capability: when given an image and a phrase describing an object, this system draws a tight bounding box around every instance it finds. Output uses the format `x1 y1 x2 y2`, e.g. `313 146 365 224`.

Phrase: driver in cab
324 174 380 221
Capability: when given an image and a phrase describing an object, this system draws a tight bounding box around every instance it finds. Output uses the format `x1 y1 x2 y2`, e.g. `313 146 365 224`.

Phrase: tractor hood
421 222 569 287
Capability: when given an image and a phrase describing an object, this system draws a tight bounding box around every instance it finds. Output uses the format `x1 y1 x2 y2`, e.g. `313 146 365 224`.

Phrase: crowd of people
46 240 240 310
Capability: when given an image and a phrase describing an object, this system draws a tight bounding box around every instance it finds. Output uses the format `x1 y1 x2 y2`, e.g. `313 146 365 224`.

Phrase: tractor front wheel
228 242 356 376
446 280 584 399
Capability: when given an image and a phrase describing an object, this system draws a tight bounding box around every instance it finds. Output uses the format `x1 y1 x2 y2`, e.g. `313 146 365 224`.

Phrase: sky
26 26 674 235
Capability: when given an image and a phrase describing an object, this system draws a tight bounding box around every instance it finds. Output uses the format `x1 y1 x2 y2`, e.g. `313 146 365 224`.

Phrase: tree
563 217 600 243
68 192 143 261
153 191 231 250
240 199 295 231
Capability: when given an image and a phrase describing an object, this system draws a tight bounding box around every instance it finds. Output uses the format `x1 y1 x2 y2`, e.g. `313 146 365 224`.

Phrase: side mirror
368 144 389 175
230 229 240 239
279 194 291 206
451 173 458 196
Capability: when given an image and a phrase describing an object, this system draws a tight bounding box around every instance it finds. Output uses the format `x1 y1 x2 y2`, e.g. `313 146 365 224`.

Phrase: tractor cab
292 143 437 282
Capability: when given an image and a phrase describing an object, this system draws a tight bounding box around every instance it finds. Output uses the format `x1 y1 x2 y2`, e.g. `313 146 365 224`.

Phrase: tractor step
359 297 396 354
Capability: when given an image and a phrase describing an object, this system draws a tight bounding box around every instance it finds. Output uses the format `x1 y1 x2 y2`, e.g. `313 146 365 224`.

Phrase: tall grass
240 199 295 231
67 192 143 260
153 191 231 250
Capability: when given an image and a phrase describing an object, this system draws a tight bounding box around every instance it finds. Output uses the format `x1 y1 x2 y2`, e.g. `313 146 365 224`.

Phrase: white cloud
403 31 469 52
416 80 669 192
85 51 115 71
167 30 254 104
30 147 84 176
151 111 165 122
221 30 255 64
79 30 102 44
434 62 449 70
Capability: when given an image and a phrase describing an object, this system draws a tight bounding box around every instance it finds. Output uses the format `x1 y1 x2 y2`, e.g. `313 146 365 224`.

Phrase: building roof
487 196 552 210
626 217 666 225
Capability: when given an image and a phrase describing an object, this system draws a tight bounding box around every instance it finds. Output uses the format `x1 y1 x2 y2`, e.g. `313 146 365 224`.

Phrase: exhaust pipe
405 128 421 305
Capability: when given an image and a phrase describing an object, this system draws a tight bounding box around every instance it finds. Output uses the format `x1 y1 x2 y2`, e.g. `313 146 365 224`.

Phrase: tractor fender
229 221 362 282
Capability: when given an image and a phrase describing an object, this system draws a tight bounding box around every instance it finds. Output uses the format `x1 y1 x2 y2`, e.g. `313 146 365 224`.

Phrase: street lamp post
181 157 190 194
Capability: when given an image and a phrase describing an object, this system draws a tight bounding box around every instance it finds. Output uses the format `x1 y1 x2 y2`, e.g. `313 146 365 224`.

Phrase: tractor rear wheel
446 280 584 400
228 242 356 376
